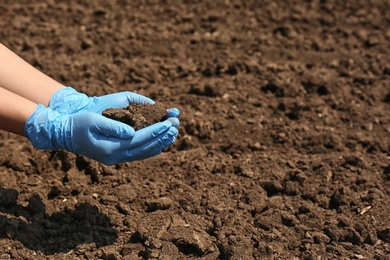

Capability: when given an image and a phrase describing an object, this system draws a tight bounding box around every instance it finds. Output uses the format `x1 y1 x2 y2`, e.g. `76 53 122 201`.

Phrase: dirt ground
0 0 389 259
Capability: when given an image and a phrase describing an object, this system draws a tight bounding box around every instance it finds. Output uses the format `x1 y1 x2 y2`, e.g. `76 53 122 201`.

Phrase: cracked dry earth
0 0 389 259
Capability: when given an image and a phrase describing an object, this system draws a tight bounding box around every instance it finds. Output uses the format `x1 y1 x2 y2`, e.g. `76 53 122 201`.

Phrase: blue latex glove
49 86 180 119
25 104 178 165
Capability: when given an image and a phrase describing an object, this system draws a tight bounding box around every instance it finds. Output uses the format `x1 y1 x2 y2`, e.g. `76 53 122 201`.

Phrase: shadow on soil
0 187 117 255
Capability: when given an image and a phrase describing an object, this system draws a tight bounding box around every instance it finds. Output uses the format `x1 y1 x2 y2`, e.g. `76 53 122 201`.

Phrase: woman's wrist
0 87 38 136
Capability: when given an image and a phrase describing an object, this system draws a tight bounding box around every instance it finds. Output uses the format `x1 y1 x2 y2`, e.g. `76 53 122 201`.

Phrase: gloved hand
49 86 180 119
25 104 178 165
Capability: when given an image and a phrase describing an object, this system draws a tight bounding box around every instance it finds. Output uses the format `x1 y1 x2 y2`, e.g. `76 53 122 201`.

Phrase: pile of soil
102 102 167 131
0 1 389 259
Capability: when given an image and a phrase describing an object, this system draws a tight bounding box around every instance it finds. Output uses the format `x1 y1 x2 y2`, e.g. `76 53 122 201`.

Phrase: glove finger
138 126 178 154
89 141 161 165
83 118 174 162
89 125 178 165
125 147 162 162
167 108 180 118
166 117 180 128
92 92 155 112
89 115 135 139
126 120 173 147
123 92 155 105
120 126 179 162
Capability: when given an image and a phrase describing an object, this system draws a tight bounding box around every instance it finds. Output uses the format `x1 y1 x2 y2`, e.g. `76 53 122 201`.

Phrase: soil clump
102 102 167 130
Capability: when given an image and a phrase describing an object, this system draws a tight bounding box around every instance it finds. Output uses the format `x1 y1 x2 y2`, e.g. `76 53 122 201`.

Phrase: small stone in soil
102 102 167 131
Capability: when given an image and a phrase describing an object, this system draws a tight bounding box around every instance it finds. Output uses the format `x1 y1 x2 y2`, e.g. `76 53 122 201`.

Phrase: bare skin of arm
0 87 38 136
0 43 65 106
0 43 66 136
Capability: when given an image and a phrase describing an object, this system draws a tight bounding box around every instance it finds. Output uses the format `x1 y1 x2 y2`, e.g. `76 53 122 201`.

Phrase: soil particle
102 102 167 130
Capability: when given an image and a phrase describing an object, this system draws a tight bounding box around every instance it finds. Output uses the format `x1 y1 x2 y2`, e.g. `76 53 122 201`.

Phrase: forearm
0 43 65 106
0 87 38 136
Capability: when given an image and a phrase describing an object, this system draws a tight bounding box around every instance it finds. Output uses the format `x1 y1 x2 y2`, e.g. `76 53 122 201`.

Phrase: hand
25 104 178 165
49 86 180 118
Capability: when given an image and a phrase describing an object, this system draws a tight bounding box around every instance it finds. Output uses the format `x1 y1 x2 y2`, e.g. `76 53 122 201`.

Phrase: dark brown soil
0 1 389 259
102 102 167 131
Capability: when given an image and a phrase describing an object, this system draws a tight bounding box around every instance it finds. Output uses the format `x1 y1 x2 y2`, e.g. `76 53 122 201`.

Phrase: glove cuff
49 86 90 114
25 104 73 151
